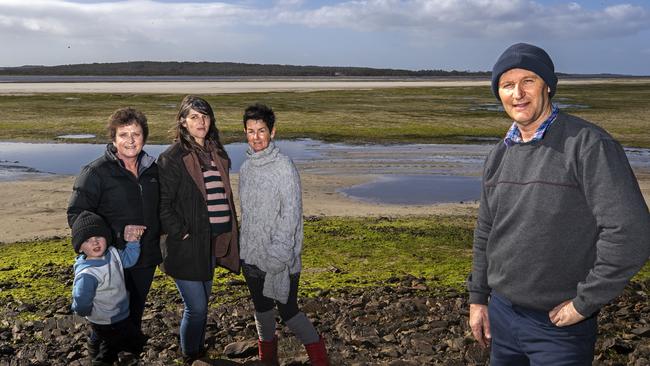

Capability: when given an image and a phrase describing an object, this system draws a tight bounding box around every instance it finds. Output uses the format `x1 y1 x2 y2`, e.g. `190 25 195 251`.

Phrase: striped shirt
203 161 231 235
504 104 559 147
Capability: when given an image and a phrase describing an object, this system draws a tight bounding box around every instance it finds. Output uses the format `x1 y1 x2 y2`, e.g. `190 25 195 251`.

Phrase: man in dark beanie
71 210 148 364
467 42 650 364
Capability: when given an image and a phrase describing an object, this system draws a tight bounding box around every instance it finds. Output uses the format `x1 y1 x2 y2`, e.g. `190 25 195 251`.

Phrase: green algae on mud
0 216 476 314
2 216 648 318
1 81 649 147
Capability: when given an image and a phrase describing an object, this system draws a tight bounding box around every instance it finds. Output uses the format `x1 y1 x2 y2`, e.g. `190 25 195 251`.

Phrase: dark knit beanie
491 43 557 101
71 211 112 253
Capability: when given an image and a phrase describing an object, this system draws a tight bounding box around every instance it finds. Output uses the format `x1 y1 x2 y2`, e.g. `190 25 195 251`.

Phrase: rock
1 277 648 365
223 340 258 358
410 339 434 355
382 334 396 343
379 346 400 358
387 361 419 366
631 326 650 337
464 343 489 364
0 345 14 355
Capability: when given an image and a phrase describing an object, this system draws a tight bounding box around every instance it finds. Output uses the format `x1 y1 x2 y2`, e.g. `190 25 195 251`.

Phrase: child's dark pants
90 317 146 363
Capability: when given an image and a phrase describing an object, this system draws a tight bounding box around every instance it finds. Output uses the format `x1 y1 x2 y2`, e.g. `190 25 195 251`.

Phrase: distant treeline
0 61 491 77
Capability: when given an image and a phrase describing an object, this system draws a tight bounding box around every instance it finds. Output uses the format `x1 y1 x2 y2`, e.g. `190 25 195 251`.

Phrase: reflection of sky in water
1 140 648 179
1 140 648 204
0 140 323 180
340 175 481 204
56 134 96 139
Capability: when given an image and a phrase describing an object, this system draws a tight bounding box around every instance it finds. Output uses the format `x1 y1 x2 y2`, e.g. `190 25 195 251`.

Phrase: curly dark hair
107 107 149 143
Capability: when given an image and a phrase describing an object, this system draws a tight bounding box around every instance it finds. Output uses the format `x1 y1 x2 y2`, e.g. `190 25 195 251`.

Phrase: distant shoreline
1 75 493 83
2 74 649 83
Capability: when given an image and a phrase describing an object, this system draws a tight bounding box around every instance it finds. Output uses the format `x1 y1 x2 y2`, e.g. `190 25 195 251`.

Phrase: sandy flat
2 169 648 244
0 172 481 244
1 79 647 94
0 80 487 94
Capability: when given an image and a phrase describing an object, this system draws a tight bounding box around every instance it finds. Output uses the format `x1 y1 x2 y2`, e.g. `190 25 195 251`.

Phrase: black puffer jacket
67 144 162 268
157 141 240 281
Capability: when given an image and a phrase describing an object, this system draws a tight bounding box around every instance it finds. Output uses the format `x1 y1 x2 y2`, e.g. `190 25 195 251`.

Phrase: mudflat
1 79 648 243
2 169 648 244
0 172 482 244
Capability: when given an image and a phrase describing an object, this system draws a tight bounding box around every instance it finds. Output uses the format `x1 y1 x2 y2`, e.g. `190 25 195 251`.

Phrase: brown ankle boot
304 336 329 366
258 336 279 366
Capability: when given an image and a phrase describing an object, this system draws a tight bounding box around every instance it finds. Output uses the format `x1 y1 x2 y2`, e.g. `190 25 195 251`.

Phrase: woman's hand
124 225 147 242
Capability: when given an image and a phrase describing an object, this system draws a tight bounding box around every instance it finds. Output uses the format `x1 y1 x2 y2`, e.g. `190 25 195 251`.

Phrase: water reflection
1 140 648 205
56 134 96 139
0 140 321 179
340 175 481 204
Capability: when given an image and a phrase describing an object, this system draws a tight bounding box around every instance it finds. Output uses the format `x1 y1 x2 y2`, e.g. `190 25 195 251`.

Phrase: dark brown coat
158 142 240 281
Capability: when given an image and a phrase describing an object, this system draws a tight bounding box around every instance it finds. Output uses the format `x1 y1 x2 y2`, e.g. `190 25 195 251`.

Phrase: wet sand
2 169 648 244
0 173 482 244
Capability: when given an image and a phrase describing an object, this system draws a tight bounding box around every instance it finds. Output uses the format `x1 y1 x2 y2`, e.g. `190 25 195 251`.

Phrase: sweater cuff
571 297 599 318
469 291 489 305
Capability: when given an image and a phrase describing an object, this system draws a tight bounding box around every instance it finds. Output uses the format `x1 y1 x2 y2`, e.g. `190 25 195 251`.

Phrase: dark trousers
242 263 300 321
90 318 146 363
124 265 156 329
488 292 597 366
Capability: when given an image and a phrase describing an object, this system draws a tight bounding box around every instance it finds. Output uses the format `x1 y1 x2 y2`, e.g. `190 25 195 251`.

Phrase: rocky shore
1 275 648 366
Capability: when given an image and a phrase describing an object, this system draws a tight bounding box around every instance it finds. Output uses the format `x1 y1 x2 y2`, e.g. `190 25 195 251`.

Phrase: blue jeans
174 278 213 356
488 292 597 366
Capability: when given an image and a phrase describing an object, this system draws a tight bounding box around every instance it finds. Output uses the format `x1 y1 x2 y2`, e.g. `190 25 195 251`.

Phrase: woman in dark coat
67 107 161 355
157 95 240 362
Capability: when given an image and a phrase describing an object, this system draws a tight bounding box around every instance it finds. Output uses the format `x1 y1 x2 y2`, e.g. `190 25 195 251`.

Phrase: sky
1 0 650 75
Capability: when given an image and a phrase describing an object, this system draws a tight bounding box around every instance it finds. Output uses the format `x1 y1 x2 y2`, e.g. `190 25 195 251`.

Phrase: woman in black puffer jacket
67 107 161 354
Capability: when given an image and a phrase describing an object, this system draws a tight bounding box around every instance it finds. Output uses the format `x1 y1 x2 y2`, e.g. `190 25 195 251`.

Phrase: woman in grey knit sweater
239 104 329 366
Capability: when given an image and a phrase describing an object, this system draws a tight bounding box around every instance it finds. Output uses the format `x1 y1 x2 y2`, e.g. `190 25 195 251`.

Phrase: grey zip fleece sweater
468 111 650 317
239 142 303 304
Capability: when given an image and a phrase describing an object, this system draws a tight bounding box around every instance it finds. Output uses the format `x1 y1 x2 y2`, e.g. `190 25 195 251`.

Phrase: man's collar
504 104 559 147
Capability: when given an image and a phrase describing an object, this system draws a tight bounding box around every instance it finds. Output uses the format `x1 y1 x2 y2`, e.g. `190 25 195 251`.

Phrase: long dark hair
173 95 229 161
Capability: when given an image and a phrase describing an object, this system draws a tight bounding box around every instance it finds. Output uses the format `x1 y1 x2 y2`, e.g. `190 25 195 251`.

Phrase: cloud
0 0 264 65
0 0 648 71
2 0 648 42
0 0 253 45
276 0 650 40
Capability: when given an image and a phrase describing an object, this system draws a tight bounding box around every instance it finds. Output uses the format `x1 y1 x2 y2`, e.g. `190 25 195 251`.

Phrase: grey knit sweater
468 111 650 317
239 142 303 304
